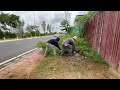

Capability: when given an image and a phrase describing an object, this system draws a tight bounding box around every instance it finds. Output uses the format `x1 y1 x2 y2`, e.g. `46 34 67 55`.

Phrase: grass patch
31 55 117 79
37 34 109 66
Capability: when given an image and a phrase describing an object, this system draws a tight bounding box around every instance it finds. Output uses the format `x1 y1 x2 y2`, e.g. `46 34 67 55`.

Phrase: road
0 35 55 63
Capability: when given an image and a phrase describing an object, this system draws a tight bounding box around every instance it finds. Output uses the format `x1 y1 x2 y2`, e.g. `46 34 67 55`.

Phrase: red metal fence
84 11 120 72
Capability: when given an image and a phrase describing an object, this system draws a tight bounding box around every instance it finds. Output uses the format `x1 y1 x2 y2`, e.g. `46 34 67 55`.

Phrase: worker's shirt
62 38 75 50
47 39 61 50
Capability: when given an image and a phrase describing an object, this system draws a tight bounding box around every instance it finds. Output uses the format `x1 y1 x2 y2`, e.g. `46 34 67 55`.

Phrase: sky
2 11 88 32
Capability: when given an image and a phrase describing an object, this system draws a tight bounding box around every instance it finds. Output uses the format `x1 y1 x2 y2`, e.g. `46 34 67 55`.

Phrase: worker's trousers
60 45 72 56
44 43 56 56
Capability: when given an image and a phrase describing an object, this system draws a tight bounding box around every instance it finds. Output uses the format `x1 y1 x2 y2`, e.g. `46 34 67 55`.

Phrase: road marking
0 62 15 72
0 47 38 66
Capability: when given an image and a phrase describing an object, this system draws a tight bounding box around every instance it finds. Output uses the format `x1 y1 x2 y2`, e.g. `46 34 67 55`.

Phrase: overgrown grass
75 37 109 66
37 34 109 66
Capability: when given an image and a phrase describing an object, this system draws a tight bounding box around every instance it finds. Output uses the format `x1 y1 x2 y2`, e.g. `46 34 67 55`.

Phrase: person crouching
44 37 61 57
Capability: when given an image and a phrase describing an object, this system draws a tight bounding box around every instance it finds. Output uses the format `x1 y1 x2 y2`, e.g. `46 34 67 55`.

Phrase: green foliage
36 30 41 36
67 26 73 34
47 24 52 34
30 31 35 36
60 19 70 33
4 31 17 38
25 32 32 37
0 30 4 39
8 14 20 28
0 13 21 30
75 11 95 37
61 19 69 28
75 37 108 65
67 26 81 36
59 34 108 65
26 25 33 32
37 42 46 49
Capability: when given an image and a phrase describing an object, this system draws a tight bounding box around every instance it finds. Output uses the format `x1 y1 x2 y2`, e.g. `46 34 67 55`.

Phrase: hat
73 36 77 40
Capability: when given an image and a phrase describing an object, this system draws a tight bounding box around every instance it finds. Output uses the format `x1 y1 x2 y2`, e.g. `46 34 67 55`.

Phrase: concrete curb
0 48 38 68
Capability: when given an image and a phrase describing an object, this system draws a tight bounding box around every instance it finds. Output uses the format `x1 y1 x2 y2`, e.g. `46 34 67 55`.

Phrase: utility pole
64 11 71 33
33 11 36 37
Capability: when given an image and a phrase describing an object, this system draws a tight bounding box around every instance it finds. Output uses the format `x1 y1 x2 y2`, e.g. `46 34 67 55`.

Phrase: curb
0 48 38 70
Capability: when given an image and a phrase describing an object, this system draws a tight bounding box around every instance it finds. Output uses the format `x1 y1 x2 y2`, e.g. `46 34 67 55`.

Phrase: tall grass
37 34 109 65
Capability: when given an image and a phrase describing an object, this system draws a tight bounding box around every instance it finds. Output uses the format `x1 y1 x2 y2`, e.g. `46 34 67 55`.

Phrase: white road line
0 62 15 72
0 47 38 66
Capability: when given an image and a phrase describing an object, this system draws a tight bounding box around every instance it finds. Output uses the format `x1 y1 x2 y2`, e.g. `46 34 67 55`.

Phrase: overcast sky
2 11 88 32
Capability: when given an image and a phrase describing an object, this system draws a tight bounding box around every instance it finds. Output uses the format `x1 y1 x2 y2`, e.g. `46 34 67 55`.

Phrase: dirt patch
1 50 120 79
30 53 120 79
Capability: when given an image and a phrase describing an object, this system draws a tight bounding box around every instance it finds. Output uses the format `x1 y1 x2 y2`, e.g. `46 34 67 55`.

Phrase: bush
25 32 32 37
75 11 95 37
36 30 41 36
30 31 35 36
4 31 17 38
67 26 73 34
11 33 17 38
37 42 46 49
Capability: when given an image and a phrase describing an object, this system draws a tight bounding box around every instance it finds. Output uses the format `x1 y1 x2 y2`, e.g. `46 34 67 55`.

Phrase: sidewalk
0 48 44 79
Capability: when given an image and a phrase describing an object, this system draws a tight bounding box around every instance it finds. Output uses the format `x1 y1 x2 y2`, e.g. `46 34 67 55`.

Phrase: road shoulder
0 48 44 79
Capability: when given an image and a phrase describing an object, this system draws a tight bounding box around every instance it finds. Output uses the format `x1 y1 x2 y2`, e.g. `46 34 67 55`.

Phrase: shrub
25 32 32 37
30 31 35 36
4 31 17 38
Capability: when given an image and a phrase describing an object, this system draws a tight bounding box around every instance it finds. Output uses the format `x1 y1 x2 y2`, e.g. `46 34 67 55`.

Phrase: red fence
84 11 120 72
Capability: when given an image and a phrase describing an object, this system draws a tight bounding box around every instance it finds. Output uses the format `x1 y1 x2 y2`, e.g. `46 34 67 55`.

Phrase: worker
44 37 61 57
60 36 77 56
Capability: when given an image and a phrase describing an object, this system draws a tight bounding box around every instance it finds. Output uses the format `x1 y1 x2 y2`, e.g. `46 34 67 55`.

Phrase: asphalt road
0 35 55 63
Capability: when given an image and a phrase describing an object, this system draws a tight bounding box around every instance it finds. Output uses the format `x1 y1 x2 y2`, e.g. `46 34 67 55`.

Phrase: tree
41 21 46 35
47 24 52 34
52 26 54 32
47 24 49 33
0 13 21 31
60 19 69 33
36 30 41 36
17 20 25 38
49 25 51 33
26 25 33 32
26 25 39 32
0 29 4 39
